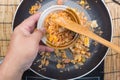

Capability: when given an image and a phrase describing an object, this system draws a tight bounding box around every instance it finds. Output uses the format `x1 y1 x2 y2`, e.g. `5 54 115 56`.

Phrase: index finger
18 13 40 33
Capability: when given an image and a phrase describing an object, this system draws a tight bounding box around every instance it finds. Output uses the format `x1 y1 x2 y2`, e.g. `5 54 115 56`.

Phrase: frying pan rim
11 0 113 79
12 0 24 31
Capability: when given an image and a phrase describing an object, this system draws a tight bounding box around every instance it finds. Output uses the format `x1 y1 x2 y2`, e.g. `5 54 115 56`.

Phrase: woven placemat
0 0 20 57
104 0 120 80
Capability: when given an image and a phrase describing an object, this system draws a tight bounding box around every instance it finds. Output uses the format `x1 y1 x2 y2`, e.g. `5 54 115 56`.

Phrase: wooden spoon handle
55 17 120 53
86 31 120 53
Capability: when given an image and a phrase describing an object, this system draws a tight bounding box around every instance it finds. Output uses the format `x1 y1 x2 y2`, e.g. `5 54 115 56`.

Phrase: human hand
0 13 54 80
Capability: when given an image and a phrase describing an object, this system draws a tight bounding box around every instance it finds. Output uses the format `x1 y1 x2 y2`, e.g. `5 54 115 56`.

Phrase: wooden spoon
55 17 120 53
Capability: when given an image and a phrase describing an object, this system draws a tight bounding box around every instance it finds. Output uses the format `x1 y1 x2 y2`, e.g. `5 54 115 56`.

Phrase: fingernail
36 12 41 15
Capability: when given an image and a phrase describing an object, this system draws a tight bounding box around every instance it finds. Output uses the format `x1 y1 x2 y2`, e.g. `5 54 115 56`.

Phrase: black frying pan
12 0 112 79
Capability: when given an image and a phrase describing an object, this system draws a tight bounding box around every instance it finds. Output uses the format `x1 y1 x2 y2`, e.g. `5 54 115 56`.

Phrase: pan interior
13 0 112 79
32 0 111 79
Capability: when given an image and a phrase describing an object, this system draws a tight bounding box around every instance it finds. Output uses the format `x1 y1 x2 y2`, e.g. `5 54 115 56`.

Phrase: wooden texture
104 0 120 80
0 0 120 80
0 0 18 56
56 17 120 53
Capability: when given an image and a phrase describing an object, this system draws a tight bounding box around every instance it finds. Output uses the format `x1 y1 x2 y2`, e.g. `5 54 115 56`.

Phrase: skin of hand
57 0 68 5
0 13 54 80
57 0 63 5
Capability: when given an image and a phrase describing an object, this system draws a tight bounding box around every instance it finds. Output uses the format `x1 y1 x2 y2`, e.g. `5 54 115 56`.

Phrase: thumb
31 29 44 43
